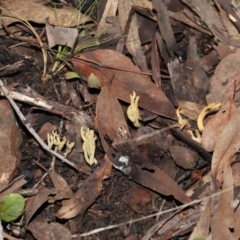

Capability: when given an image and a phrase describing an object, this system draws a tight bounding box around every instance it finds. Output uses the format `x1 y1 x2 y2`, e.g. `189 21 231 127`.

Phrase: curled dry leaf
206 49 240 106
211 163 234 239
72 49 176 119
211 106 240 185
202 91 236 152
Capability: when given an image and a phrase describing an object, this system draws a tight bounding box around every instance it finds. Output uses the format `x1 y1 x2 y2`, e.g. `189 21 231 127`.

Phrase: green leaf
193 238 205 240
0 194 25 222
65 71 80 80
87 73 101 89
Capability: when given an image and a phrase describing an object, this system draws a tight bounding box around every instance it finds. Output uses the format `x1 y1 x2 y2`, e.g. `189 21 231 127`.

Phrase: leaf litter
1 0 240 239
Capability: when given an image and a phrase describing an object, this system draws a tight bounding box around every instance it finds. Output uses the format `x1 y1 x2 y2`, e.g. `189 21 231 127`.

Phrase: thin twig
0 79 81 172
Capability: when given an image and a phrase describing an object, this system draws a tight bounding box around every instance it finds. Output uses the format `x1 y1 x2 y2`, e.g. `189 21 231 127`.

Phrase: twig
0 79 81 172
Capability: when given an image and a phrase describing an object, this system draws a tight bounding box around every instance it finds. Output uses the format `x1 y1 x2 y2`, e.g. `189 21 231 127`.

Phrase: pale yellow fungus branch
56 136 67 151
197 103 221 132
64 140 75 157
127 91 141 128
47 131 55 149
47 131 74 152
176 107 190 129
187 129 202 144
80 127 97 166
176 107 202 143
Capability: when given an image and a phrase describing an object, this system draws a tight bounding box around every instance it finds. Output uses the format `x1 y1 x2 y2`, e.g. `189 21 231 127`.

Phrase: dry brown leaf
130 163 191 204
211 106 240 185
233 203 240 239
211 162 234 239
48 171 73 197
96 86 130 142
114 133 191 204
28 218 71 240
72 49 176 119
96 86 130 173
56 155 112 219
45 23 78 48
0 0 91 28
0 99 22 189
123 186 152 214
25 188 53 225
202 91 236 152
189 199 211 240
206 49 240 106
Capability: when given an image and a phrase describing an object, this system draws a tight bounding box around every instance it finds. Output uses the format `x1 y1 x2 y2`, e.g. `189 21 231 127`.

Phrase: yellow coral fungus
176 107 202 143
127 91 141 128
176 107 190 129
80 127 97 166
197 103 221 132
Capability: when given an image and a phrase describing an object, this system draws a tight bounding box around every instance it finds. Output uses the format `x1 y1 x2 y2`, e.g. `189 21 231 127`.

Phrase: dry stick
0 79 80 172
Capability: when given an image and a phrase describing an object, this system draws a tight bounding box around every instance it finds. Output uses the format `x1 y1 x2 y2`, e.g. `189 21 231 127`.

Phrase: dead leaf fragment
25 188 53 225
0 0 91 28
0 99 22 189
122 186 152 214
211 163 234 239
96 86 130 142
56 155 112 219
206 49 240 105
45 23 78 48
202 92 236 152
211 105 240 185
28 218 71 240
233 203 240 239
48 171 73 197
188 199 211 240
114 136 191 204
